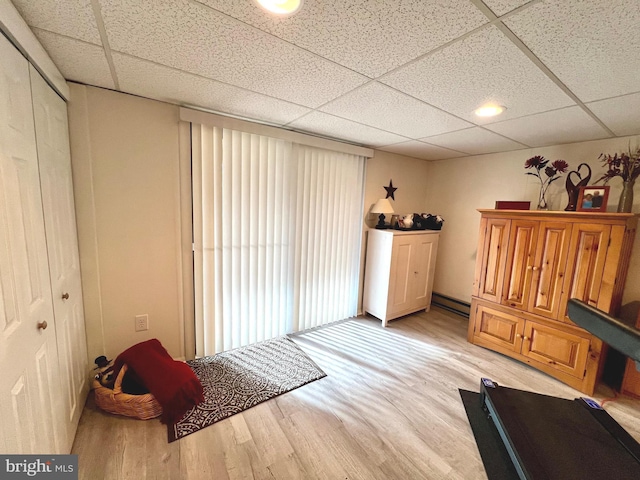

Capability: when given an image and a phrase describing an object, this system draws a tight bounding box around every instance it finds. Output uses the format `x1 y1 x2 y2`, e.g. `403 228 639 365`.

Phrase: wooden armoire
468 209 637 395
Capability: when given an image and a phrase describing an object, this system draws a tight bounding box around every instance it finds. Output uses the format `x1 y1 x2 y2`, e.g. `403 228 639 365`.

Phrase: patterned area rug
168 335 326 442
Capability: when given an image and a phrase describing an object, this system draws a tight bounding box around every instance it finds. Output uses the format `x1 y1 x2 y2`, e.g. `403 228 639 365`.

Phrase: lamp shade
371 198 394 214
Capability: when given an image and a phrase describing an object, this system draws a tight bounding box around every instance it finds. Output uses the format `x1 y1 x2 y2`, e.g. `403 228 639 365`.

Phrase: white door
31 66 89 453
0 35 62 453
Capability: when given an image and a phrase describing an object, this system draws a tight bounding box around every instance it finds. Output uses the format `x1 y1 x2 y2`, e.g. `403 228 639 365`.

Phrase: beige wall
68 84 185 362
68 84 640 361
358 151 431 312
425 135 640 306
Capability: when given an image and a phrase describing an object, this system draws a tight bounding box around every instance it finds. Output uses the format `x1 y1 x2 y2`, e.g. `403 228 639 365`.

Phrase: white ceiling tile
98 0 368 108
587 93 640 137
288 112 408 147
482 0 531 17
421 127 526 155
378 141 466 161
12 0 101 44
32 29 115 90
505 0 640 102
198 0 488 78
485 107 611 147
113 53 311 126
319 82 472 138
380 25 574 124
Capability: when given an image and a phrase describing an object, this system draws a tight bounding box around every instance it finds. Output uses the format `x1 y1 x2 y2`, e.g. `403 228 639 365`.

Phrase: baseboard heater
431 293 470 318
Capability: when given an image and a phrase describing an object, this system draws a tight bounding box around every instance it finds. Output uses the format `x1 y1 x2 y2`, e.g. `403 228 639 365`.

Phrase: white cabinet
0 34 88 454
363 230 439 326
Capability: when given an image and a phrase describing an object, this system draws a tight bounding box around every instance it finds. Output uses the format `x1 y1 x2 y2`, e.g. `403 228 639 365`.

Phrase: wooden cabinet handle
37 321 48 330
523 336 529 341
62 292 69 300
531 266 539 271
516 333 522 338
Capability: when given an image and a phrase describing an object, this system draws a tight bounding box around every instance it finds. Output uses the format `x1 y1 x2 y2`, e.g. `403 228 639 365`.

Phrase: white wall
426 135 640 306
68 84 185 362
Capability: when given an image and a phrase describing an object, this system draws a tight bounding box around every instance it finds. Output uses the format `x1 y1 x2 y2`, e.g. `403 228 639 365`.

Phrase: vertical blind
192 124 365 356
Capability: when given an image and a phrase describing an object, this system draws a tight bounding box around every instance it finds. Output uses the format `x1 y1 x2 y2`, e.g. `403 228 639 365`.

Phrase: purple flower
525 155 545 169
551 160 569 173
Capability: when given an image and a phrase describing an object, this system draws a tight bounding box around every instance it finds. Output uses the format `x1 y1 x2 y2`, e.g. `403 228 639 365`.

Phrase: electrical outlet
135 314 148 332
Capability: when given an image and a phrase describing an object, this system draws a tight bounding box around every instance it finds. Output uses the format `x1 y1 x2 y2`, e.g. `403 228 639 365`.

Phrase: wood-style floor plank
71 307 640 479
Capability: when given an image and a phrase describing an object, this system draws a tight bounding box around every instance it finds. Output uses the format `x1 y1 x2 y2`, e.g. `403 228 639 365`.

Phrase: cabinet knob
516 333 522 338
523 336 529 341
531 266 539 271
37 320 48 330
527 265 533 270
62 292 70 300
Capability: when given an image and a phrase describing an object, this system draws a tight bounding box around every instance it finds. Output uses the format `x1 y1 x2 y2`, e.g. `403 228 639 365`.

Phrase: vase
617 179 635 213
537 188 549 210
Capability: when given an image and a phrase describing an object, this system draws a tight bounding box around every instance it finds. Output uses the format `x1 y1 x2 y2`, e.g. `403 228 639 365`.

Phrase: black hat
94 355 112 369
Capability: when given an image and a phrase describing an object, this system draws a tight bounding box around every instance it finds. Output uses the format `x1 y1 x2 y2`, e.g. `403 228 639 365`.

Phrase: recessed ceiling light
474 104 506 117
255 0 303 16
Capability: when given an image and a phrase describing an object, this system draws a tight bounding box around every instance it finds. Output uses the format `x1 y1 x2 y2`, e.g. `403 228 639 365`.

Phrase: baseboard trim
432 293 471 318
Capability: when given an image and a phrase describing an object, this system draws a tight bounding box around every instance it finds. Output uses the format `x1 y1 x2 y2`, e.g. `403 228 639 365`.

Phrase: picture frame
576 186 609 212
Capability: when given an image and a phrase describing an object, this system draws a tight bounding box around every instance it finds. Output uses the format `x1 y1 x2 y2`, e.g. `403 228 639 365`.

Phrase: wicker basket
92 364 162 420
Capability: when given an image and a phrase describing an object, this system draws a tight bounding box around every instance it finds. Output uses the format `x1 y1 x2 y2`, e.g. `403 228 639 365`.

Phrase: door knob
37 321 48 330
61 292 69 300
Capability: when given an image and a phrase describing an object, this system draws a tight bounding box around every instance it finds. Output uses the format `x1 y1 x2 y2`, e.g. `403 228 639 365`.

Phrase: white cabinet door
387 235 414 317
410 233 438 311
0 34 61 454
31 66 89 453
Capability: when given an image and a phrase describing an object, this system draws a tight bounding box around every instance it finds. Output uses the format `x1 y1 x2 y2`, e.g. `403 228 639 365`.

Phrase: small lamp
371 198 394 229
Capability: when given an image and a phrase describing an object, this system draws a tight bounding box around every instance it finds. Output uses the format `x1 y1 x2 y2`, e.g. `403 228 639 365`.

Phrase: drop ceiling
11 0 640 160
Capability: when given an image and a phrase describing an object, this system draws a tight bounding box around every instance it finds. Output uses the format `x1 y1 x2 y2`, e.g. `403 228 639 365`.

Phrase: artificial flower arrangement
594 145 640 212
524 155 569 209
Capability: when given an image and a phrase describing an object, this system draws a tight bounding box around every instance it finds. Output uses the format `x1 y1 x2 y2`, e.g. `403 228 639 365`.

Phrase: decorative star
384 180 397 201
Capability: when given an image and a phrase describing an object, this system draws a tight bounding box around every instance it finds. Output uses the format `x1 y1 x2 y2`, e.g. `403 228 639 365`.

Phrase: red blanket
113 339 204 425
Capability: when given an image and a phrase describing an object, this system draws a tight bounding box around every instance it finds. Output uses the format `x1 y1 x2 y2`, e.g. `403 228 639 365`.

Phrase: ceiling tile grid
113 53 312 126
485 106 611 147
31 28 115 90
378 140 467 161
12 0 101 45
504 0 640 103
482 0 533 17
196 0 489 78
586 93 640 138
421 126 527 155
8 0 640 159
319 82 473 138
98 0 369 107
288 111 409 147
380 24 575 125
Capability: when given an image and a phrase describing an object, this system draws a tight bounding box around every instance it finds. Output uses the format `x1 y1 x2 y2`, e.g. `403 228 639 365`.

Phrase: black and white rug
168 335 326 442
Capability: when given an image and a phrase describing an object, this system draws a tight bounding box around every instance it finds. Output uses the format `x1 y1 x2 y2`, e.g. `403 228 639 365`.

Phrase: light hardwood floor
72 307 640 479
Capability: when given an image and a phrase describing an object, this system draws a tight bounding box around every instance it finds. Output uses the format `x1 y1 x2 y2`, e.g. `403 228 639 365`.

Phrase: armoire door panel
529 222 571 319
503 220 537 310
522 322 590 379
478 219 510 302
561 224 611 323
473 304 524 353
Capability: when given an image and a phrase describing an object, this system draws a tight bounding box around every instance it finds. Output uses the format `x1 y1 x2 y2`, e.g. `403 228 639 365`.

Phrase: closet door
0 34 62 454
31 66 89 452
